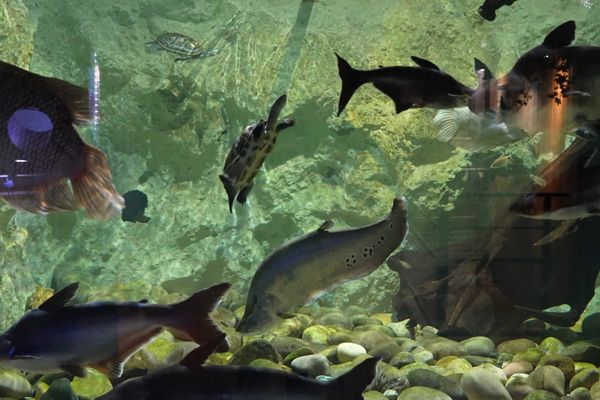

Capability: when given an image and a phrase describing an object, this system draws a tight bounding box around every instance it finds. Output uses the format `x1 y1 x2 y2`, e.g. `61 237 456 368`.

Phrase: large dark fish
335 53 474 116
0 282 230 378
478 0 518 21
469 21 600 138
0 61 124 219
219 94 295 212
98 334 378 400
237 197 408 333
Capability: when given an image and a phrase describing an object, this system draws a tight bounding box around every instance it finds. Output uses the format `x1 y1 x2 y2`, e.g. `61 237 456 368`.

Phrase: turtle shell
155 33 203 57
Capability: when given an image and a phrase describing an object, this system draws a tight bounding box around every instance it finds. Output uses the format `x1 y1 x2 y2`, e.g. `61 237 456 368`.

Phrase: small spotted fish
219 94 295 212
490 154 512 168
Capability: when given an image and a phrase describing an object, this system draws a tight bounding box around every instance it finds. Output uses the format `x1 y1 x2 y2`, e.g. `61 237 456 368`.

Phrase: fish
0 282 230 378
490 153 512 168
335 53 474 116
121 189 150 223
0 60 123 219
509 138 600 245
433 107 528 151
237 197 408 333
97 334 379 400
469 21 600 138
219 94 295 212
478 0 518 21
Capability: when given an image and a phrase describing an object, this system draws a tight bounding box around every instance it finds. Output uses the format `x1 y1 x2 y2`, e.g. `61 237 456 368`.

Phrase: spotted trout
237 197 408 333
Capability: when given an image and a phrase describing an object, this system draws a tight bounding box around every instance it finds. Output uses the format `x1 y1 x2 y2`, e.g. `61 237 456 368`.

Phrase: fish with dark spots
219 94 295 212
335 53 474 116
98 334 379 400
0 282 230 378
469 21 600 138
478 0 518 21
0 60 123 219
121 189 150 223
237 197 408 333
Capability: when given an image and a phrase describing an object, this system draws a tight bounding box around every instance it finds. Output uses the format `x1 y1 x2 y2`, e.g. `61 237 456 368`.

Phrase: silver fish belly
237 197 408 333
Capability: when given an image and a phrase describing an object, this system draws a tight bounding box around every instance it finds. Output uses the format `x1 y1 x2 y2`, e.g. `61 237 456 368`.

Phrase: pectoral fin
533 219 579 247
91 360 125 378
62 365 87 378
318 220 334 232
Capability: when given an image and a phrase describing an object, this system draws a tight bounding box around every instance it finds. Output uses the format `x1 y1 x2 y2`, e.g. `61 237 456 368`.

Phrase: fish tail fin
0 178 77 215
71 144 124 219
327 357 378 400
336 53 365 116
433 109 460 142
168 283 231 350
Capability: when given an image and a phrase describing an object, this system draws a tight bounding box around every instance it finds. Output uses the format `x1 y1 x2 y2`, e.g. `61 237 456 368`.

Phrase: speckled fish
335 53 473 115
237 197 408 333
478 0 518 21
0 60 123 219
469 21 600 137
219 95 295 212
0 282 230 378
146 33 219 62
98 334 378 400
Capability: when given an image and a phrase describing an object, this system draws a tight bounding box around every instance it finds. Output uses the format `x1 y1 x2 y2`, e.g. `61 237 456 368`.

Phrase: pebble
527 365 565 396
461 336 495 356
569 387 592 400
538 354 575 380
568 368 599 391
407 368 463 398
39 378 77 400
71 368 112 399
302 325 336 346
388 321 411 338
337 342 367 363
291 354 330 378
283 347 314 365
461 367 511 400
366 361 409 393
581 312 600 339
389 351 415 368
503 361 534 378
369 342 401 362
0 369 32 398
271 336 313 357
497 338 537 354
316 312 352 330
522 389 560 399
396 386 452 400
421 337 467 358
539 337 565 355
506 373 535 400
229 339 281 365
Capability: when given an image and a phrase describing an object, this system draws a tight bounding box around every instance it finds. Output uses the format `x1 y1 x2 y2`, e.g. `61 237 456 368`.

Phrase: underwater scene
3 0 600 399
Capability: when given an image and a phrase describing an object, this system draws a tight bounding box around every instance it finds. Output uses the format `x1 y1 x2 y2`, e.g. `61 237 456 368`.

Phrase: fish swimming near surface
510 138 600 245
0 61 123 219
0 282 230 378
220 94 295 212
469 21 600 138
121 189 150 223
433 107 528 151
236 197 408 333
478 0 518 21
98 334 379 400
335 53 474 116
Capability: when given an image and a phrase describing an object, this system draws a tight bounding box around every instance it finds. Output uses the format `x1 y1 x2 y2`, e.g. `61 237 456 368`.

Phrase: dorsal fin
543 20 576 49
42 76 92 125
39 283 79 312
411 56 440 71
318 220 334 232
180 333 227 369
474 58 495 81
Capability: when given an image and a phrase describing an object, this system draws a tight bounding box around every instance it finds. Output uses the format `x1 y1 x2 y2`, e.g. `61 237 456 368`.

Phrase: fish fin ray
543 20 576 49
236 182 254 205
62 365 87 378
410 56 440 70
433 109 459 142
0 178 78 215
318 220 334 232
92 360 124 378
39 282 79 312
533 219 579 247
71 144 124 220
43 76 92 125
180 333 227 369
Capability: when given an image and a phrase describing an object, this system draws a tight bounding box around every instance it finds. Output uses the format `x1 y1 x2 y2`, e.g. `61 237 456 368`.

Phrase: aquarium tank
2 0 600 398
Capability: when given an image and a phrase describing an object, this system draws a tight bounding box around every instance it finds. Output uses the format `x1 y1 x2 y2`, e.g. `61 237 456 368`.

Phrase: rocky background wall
0 0 598 329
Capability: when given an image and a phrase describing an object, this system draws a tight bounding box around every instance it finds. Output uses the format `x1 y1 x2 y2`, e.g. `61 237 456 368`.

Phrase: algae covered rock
40 378 78 400
460 367 511 400
396 386 452 400
229 339 281 365
0 368 32 398
71 369 112 399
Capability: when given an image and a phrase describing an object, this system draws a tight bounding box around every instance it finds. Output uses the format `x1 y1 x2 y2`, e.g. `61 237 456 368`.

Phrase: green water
1 0 600 398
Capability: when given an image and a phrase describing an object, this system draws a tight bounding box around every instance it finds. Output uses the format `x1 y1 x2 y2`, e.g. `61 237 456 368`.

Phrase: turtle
146 32 219 62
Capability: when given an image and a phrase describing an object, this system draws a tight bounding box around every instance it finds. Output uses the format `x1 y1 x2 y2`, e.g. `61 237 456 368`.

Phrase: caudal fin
71 144 124 219
336 53 365 116
328 357 378 400
168 283 231 351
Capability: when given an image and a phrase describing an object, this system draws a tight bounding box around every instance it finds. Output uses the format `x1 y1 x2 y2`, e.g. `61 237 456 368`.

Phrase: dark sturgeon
237 197 408 333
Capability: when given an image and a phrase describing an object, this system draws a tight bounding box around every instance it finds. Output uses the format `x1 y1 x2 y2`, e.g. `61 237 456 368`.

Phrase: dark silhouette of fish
219 95 295 212
97 334 378 400
0 61 123 219
237 197 408 333
121 189 150 223
478 0 518 21
0 282 230 378
335 53 474 116
469 21 600 137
